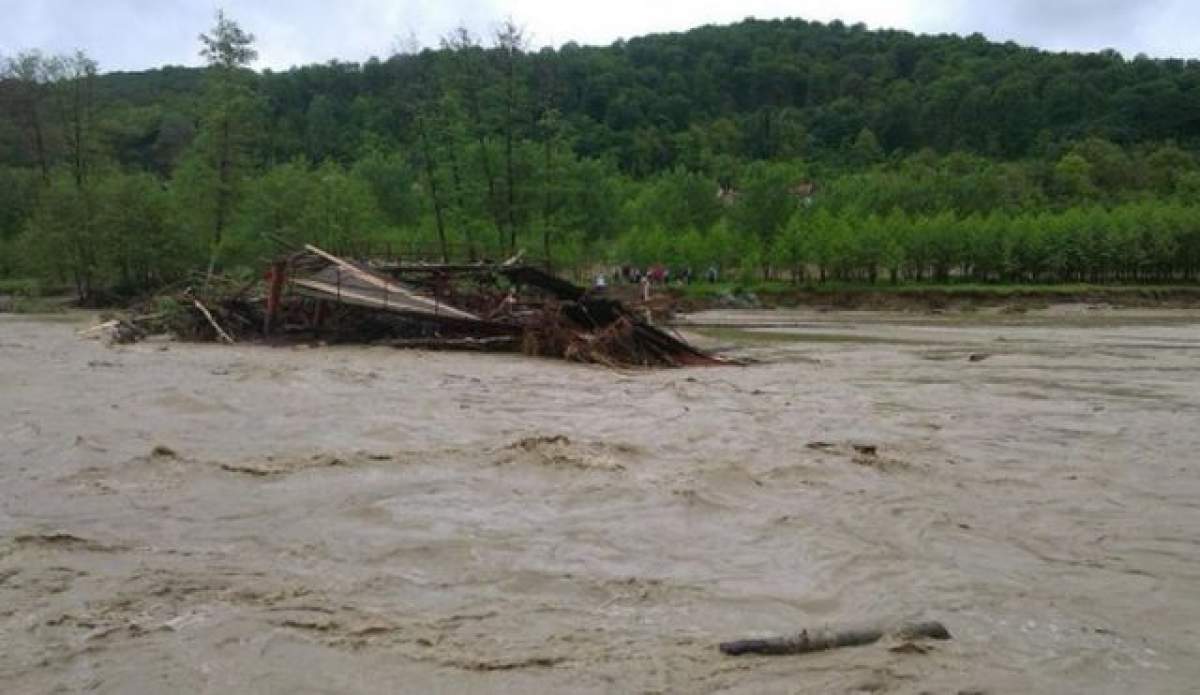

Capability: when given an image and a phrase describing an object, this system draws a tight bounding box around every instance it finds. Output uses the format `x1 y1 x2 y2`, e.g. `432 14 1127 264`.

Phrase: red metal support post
264 260 287 336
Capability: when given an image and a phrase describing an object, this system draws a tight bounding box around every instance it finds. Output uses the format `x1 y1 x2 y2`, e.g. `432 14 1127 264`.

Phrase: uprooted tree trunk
719 621 951 656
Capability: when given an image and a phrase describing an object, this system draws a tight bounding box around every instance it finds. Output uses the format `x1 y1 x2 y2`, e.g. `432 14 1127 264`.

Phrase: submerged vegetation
3 14 1200 301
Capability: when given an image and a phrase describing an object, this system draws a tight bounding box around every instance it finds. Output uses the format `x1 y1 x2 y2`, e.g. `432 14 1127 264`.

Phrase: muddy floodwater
2 307 1199 694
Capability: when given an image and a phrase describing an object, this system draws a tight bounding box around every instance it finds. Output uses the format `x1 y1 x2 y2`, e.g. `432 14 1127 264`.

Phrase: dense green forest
3 13 1200 301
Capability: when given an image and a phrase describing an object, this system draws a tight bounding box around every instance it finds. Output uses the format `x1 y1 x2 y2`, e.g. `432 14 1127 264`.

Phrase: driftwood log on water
719 620 951 656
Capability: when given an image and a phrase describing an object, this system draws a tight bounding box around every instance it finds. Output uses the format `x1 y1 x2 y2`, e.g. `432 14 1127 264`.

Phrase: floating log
719 621 951 657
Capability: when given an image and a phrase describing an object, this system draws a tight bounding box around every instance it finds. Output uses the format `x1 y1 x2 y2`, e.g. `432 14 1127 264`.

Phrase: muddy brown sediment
2 307 1199 693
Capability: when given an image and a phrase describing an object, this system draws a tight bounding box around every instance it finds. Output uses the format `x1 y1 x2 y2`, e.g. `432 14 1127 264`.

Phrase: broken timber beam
192 298 235 344
301 243 478 320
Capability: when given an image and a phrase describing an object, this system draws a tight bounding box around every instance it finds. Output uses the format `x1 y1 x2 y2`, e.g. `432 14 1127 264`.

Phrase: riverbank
661 281 1200 313
6 277 1200 318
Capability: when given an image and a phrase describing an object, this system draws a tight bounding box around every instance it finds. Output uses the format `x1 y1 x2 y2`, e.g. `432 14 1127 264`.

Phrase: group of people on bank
592 264 721 299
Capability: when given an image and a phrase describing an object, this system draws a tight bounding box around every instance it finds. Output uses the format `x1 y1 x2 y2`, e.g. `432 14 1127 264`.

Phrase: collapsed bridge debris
138 245 721 368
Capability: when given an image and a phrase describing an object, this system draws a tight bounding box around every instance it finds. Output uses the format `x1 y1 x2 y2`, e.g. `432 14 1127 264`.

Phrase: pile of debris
135 245 720 368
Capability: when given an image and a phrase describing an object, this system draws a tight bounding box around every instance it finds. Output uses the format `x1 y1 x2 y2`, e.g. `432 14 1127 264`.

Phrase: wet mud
2 306 1199 693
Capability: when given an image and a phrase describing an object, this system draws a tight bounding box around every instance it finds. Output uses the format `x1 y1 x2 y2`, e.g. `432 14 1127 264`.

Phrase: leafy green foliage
4 16 1200 297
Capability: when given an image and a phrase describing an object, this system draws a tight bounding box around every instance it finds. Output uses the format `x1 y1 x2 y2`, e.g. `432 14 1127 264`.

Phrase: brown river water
2 307 1199 694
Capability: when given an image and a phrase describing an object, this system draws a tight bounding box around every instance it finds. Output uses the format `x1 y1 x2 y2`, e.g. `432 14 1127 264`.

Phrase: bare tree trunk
476 136 504 252
418 116 449 262
542 135 552 271
28 96 49 182
18 79 50 183
460 78 505 250
207 116 233 283
720 621 950 657
444 140 475 259
450 36 506 254
505 70 516 254
535 51 561 274
494 22 524 255
75 78 85 185
53 56 99 301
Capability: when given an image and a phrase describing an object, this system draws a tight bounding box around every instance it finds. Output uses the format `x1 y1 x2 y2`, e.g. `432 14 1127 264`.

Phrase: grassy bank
668 281 1200 311
0 278 73 314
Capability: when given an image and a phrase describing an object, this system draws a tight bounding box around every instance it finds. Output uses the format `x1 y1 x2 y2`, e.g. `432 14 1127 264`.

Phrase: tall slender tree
416 111 450 262
442 26 506 251
494 18 528 253
197 9 259 281
2 51 53 181
51 51 100 300
50 51 98 188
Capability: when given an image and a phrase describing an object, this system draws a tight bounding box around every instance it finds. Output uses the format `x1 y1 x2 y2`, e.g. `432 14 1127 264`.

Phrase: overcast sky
1 0 1196 72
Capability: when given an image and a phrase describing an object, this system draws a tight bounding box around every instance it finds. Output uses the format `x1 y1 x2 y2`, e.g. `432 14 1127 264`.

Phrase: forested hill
13 17 1200 176
4 15 1200 300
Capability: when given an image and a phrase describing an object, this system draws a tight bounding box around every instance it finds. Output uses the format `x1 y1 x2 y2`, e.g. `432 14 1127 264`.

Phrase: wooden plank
192 298 235 344
302 244 478 320
291 278 434 315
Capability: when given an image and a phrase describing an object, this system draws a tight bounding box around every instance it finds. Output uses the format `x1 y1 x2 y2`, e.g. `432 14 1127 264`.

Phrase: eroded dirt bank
2 308 1199 693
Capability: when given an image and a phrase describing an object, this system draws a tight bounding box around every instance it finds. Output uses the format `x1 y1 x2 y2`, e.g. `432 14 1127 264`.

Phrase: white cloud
942 0 1189 56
